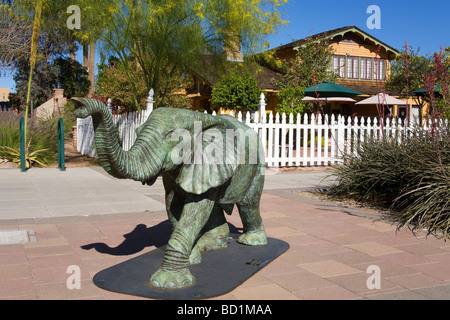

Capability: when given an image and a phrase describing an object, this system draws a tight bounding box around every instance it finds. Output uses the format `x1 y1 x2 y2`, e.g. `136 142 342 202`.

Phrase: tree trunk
83 45 89 68
69 40 76 62
88 41 96 97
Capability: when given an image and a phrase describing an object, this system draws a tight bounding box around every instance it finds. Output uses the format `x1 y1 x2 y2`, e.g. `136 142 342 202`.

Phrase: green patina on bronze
72 98 267 289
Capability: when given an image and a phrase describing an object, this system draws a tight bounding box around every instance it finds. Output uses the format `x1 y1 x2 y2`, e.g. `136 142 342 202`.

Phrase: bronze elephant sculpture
73 98 267 289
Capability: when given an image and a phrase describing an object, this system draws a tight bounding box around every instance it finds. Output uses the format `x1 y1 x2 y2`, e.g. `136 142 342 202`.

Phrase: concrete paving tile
0 208 51 219
0 199 44 210
345 242 403 256
303 225 353 238
352 260 418 278
368 290 431 300
343 227 391 239
258 258 304 277
56 223 104 240
293 285 361 300
429 252 450 264
409 262 450 281
231 283 300 300
268 270 335 292
25 244 75 258
31 265 91 285
302 239 353 256
238 274 273 288
279 247 328 265
29 253 82 270
81 255 130 276
357 221 398 232
327 272 402 296
328 251 382 266
412 284 450 300
298 260 362 278
35 280 103 300
260 210 289 219
324 234 374 246
0 251 28 265
0 278 35 298
0 264 31 280
47 204 114 217
397 243 447 256
377 251 432 267
100 289 149 300
0 189 40 201
387 273 444 289
280 234 321 247
368 233 424 247
266 226 305 238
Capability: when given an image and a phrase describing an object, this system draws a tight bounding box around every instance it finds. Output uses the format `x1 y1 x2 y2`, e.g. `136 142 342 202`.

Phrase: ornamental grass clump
0 112 57 167
328 125 450 238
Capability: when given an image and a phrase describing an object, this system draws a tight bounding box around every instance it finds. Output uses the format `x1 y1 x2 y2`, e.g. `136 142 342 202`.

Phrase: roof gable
274 26 399 60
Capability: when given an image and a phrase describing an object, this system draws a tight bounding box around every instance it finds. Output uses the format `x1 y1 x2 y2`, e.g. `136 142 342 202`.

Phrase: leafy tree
0 0 32 75
387 45 450 119
11 0 89 106
211 70 261 112
386 45 432 98
274 36 336 118
73 0 287 111
53 58 90 98
428 49 450 119
96 56 192 112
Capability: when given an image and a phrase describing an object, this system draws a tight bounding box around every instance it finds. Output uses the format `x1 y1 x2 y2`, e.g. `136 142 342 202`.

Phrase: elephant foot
238 229 268 246
196 222 230 252
149 267 195 289
189 246 202 265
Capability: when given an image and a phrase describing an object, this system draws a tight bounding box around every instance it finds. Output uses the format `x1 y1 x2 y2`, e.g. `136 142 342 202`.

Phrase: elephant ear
176 125 238 195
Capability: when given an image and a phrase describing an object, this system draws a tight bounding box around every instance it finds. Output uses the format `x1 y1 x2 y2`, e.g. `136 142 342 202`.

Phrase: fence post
259 92 266 123
20 117 26 172
58 118 66 171
144 88 154 121
337 115 345 162
107 98 112 114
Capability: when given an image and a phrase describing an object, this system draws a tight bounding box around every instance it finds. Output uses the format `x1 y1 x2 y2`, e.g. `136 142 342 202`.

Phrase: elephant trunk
72 98 163 184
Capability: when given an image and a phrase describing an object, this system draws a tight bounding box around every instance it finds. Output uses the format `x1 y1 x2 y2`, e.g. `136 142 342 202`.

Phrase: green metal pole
58 118 65 171
20 117 26 172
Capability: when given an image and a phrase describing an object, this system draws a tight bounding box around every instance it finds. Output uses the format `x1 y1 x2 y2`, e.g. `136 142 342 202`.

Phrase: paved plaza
0 166 449 300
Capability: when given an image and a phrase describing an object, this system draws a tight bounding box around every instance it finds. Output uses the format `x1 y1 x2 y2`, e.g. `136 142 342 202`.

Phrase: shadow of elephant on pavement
81 220 243 256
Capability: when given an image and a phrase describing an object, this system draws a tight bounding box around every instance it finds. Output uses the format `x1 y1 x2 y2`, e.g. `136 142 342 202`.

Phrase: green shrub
1 102 77 168
328 125 450 238
0 113 57 167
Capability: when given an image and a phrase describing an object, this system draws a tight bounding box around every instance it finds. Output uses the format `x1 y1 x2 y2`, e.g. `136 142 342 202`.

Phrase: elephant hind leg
194 205 230 255
236 203 267 246
236 171 267 246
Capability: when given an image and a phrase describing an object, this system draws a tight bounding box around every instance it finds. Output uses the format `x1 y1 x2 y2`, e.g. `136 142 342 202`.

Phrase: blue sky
268 0 450 55
2 0 449 92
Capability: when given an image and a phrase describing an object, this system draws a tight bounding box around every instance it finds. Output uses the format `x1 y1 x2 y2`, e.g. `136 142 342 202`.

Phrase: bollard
20 117 26 172
58 118 65 171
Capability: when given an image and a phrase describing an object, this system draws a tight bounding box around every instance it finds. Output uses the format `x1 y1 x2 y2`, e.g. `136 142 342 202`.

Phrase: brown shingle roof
273 25 399 58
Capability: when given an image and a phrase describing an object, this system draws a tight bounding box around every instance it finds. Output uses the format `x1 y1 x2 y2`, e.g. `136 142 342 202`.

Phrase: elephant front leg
149 193 216 289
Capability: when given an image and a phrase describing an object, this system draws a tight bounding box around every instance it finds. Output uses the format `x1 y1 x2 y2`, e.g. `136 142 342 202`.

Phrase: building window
373 59 386 80
360 57 372 80
333 55 345 78
347 57 359 79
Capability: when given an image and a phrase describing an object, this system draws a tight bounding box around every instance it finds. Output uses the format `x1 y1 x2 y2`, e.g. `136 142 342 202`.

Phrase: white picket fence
76 92 446 168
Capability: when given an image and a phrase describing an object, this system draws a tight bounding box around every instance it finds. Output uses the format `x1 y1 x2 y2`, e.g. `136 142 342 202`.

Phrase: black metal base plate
93 234 289 300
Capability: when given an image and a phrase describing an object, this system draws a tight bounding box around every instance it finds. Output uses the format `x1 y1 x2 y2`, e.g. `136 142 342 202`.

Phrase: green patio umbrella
304 81 363 98
413 85 442 97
